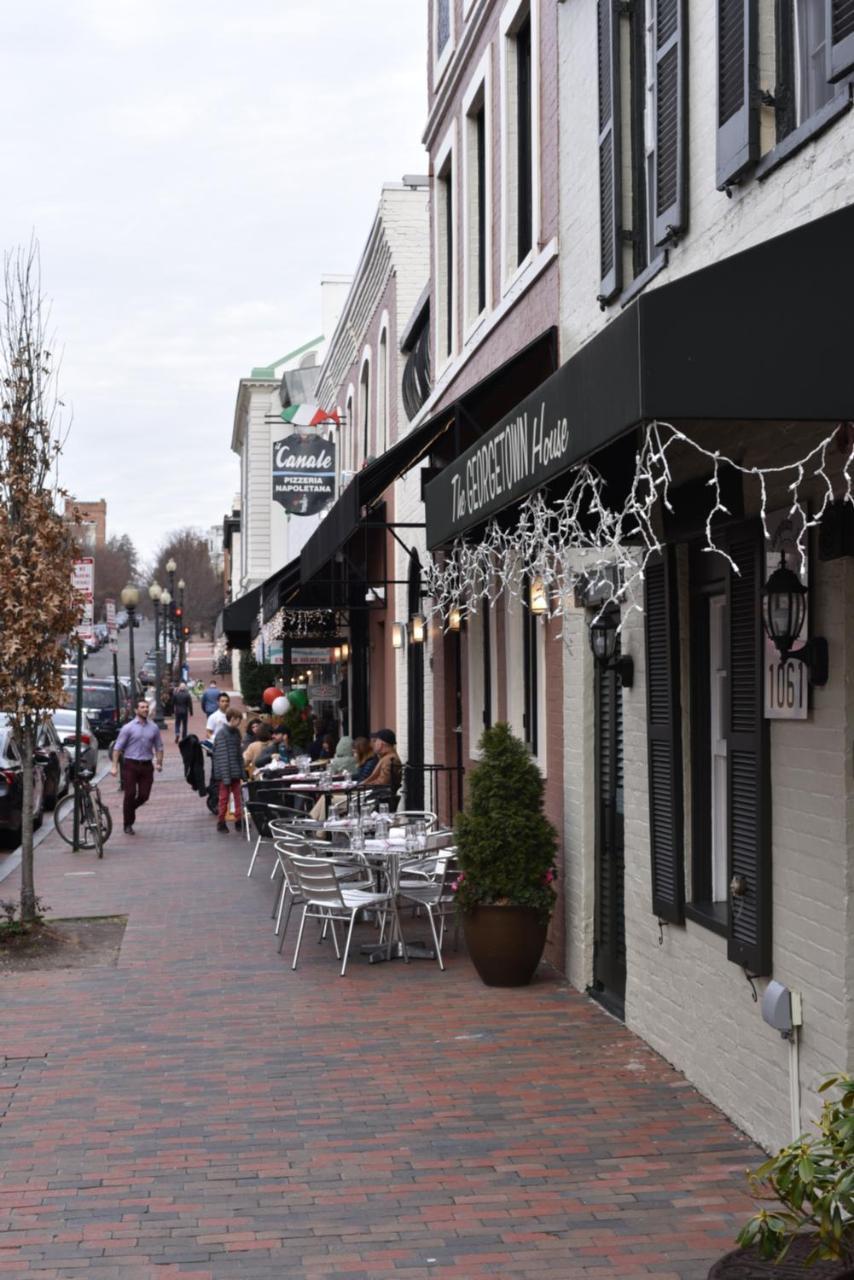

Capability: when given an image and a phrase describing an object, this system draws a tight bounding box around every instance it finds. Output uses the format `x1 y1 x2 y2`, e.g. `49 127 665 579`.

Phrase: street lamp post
159 590 172 718
166 558 177 662
177 578 186 677
120 584 140 698
148 582 164 726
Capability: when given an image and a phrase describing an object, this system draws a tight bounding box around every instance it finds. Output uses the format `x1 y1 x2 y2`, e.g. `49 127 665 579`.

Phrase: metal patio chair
287 851 401 976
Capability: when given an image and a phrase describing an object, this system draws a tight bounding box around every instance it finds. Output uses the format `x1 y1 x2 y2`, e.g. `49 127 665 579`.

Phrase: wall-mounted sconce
332 645 342 663
448 606 462 632
340 641 350 663
410 614 426 644
588 610 634 687
391 622 406 650
530 576 549 615
762 551 828 685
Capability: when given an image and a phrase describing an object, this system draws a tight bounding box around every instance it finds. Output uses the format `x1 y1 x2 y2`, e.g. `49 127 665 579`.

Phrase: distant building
64 498 107 549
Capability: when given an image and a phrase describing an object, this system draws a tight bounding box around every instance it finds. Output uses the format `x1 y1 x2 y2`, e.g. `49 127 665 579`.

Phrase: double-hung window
463 54 492 331
597 0 687 304
434 127 457 369
644 528 771 973
501 0 540 285
716 0 853 190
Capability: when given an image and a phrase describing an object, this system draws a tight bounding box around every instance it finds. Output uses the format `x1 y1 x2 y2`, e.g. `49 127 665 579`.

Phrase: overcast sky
0 0 427 566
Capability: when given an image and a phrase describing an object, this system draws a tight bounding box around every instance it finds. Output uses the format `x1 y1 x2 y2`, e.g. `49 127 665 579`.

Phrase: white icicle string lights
424 420 854 627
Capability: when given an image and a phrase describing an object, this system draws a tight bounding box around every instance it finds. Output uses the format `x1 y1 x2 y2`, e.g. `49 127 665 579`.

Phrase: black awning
221 585 261 649
300 326 559 582
299 412 455 584
426 203 854 548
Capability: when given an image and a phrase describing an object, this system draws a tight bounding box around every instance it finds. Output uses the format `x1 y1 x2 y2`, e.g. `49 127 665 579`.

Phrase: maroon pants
122 759 154 829
217 780 243 823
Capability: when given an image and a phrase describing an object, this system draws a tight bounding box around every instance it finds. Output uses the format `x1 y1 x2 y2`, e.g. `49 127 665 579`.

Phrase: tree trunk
20 721 36 922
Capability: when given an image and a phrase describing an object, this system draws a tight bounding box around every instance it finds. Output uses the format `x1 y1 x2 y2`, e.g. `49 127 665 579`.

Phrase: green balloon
288 687 309 710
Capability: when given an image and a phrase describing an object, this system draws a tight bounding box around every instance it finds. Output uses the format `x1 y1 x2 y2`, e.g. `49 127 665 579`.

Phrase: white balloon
271 696 288 716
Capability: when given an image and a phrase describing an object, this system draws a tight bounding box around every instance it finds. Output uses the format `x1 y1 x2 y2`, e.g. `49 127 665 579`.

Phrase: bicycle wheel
85 793 104 858
55 789 112 849
54 792 81 846
91 788 113 846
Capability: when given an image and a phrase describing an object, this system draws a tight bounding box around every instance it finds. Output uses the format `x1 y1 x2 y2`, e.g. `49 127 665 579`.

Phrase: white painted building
550 0 854 1154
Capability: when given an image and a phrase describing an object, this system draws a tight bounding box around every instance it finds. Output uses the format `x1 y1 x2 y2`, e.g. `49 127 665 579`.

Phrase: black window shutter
653 0 687 245
716 0 759 189
725 524 771 975
597 0 622 303
827 0 854 80
644 548 685 924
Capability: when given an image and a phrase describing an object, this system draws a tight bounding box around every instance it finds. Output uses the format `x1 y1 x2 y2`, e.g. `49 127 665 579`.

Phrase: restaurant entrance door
593 651 626 1017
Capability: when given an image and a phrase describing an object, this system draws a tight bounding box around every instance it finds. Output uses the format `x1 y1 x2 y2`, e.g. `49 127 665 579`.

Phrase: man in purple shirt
111 698 164 834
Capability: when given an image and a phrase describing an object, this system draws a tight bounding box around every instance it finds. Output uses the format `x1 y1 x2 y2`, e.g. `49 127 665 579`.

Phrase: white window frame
358 347 372 468
376 314 389 456
466 607 486 757
462 49 493 339
433 0 456 87
499 0 540 293
344 386 355 484
433 122 459 373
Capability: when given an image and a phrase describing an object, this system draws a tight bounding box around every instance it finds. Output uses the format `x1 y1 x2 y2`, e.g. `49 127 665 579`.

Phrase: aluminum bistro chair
244 798 290 877
271 840 305 954
397 852 459 971
288 851 400 976
394 811 439 830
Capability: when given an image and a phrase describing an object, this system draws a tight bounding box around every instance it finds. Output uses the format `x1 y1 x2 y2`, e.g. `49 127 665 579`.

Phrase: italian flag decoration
280 404 339 427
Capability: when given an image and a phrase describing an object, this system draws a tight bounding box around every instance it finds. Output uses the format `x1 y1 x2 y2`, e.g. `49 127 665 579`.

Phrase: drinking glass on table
414 820 427 850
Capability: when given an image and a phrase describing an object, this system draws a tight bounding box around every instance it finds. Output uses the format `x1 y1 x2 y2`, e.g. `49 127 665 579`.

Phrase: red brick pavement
0 708 764 1279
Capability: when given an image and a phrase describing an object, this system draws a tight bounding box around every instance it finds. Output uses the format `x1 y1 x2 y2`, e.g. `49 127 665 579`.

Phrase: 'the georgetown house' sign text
425 390 576 549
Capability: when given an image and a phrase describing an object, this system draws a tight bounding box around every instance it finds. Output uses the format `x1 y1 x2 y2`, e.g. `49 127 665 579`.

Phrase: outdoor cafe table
356 833 455 964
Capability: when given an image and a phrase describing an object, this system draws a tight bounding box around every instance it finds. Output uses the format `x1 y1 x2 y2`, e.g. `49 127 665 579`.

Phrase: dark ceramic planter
462 905 548 987
708 1238 854 1278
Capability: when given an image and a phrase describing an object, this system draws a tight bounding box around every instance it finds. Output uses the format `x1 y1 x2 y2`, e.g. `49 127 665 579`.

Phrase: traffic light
174 605 183 619
182 625 190 638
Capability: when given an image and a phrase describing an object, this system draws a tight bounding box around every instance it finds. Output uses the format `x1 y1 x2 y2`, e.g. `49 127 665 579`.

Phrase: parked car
0 721 45 846
34 715 72 809
61 681 124 747
50 709 100 774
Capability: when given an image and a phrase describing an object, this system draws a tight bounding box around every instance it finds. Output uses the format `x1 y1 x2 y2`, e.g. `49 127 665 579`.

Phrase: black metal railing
402 763 464 828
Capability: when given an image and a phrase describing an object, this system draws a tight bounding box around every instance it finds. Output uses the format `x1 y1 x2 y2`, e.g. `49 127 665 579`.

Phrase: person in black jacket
212 710 246 833
172 682 194 743
178 734 208 797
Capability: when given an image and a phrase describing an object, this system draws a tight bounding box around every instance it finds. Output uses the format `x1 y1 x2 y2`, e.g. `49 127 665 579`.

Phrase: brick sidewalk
0 720 764 1279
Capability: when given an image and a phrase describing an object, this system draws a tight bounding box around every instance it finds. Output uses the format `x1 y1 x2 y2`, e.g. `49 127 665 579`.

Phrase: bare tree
91 534 138 616
0 244 79 922
150 529 224 636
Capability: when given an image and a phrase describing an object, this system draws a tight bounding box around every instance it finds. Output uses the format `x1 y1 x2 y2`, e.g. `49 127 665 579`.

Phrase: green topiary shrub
278 703 313 751
238 651 281 709
453 722 558 920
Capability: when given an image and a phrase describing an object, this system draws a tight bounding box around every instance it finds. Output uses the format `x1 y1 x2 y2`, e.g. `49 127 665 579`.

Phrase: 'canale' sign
272 432 336 516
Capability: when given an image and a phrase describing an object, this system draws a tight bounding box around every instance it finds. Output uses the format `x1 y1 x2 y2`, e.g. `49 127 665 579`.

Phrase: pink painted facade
423 0 565 971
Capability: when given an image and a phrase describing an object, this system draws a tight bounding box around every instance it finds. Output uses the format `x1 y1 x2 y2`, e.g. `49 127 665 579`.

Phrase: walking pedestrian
212 709 245 833
172 682 193 742
206 691 230 741
110 697 164 834
200 680 220 717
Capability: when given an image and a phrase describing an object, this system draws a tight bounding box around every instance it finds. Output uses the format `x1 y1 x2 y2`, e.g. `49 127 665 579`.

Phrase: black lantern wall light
588 608 634 687
762 551 828 685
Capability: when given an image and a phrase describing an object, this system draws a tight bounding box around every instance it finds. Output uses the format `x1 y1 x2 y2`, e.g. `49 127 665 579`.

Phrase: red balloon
262 686 280 706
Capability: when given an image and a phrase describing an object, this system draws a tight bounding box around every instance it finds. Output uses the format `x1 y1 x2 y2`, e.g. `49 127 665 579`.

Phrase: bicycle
54 769 113 856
